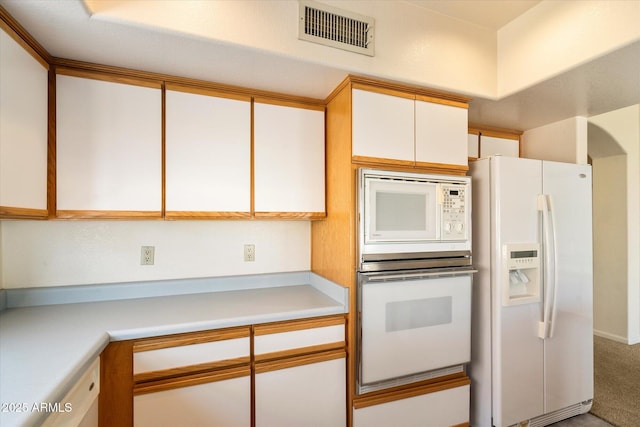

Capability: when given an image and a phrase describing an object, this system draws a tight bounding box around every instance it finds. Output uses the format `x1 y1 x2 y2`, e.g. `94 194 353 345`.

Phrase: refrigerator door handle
538 194 553 339
547 194 560 338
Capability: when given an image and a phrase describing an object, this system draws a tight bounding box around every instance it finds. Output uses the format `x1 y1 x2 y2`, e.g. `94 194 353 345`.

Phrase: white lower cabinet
134 375 251 427
255 356 346 427
353 384 470 427
42 358 100 427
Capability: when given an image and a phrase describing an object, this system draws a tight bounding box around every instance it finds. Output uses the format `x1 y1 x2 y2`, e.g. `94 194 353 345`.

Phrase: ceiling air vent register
298 0 375 56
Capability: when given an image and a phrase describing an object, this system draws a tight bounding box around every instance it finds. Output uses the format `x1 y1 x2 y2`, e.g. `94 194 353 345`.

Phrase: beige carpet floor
591 336 640 426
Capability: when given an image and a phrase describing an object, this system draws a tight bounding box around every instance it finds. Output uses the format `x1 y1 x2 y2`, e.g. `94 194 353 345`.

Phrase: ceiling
1 0 638 131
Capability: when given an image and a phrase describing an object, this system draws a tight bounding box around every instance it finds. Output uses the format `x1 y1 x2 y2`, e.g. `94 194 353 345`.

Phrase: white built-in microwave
358 168 471 260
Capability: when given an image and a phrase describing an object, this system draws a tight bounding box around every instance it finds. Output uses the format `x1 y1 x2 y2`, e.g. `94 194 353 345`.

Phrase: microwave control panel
440 184 468 240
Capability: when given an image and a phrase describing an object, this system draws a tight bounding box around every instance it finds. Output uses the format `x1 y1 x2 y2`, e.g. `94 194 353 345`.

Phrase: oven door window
359 274 471 385
366 179 439 242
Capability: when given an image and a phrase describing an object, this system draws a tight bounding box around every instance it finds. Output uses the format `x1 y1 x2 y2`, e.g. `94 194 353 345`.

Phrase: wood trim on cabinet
100 341 134 427
165 82 252 102
254 342 346 363
415 94 468 109
47 67 56 219
253 314 345 336
349 75 470 105
255 348 346 374
165 211 252 220
134 356 251 384
51 57 325 107
55 210 163 220
0 206 48 220
352 156 468 176
133 365 251 395
351 82 416 101
253 96 325 111
351 155 415 168
55 66 162 89
412 160 469 175
253 211 327 220
352 373 470 409
0 6 51 68
161 82 166 219
469 124 522 140
133 326 251 353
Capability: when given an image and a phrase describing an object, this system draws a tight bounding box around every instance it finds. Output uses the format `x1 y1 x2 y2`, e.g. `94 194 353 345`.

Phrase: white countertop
0 274 347 427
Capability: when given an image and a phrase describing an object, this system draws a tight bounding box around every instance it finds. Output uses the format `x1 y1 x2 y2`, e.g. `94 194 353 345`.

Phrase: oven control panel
441 184 468 240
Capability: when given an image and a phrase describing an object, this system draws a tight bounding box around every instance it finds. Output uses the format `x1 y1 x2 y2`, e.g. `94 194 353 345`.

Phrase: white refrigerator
469 156 593 427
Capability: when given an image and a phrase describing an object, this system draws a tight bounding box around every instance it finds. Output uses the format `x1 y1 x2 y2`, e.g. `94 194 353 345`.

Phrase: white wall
0 220 311 288
521 116 588 164
589 105 640 344
86 0 497 97
86 0 640 100
592 154 628 340
498 0 640 96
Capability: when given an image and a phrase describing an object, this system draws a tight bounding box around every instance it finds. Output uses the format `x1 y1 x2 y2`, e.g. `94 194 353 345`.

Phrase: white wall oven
357 168 474 394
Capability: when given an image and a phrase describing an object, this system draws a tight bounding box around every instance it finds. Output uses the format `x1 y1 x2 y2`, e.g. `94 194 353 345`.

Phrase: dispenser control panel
502 243 541 306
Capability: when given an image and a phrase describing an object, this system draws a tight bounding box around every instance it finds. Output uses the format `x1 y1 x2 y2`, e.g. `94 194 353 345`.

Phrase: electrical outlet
141 246 155 265
244 244 255 262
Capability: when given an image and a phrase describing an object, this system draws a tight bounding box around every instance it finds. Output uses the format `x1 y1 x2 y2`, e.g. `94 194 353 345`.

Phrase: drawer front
353 383 470 427
134 336 249 374
254 316 345 358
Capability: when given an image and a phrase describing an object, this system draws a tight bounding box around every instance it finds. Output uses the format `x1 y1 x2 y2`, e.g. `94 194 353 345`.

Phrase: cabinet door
415 99 468 167
253 100 325 217
352 88 414 164
134 374 251 427
165 88 251 217
255 354 346 427
42 358 100 427
133 327 251 427
353 384 469 427
56 74 162 218
0 28 48 218
479 134 520 157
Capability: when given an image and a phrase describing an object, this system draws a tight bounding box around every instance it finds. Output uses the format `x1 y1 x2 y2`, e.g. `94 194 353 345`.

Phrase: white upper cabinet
352 88 415 163
479 134 520 158
415 98 468 166
0 28 48 217
253 100 325 217
468 132 480 158
165 87 251 217
56 74 162 217
352 87 468 168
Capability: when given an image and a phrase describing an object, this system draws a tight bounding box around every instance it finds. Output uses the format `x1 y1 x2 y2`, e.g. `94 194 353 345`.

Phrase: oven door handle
363 268 477 282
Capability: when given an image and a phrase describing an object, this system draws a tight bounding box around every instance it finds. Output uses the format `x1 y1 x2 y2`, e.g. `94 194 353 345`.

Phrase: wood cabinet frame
313 75 474 426
1 7 326 221
99 314 347 427
468 124 523 160
349 78 471 175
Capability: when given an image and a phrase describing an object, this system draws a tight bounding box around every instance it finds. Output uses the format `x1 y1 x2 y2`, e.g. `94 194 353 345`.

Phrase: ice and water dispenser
502 243 540 306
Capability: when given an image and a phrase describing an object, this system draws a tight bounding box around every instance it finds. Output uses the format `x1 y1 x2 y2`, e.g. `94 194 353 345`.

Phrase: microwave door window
368 181 437 241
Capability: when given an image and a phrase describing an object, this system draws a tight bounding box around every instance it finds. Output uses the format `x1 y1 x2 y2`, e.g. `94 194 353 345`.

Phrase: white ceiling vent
298 0 375 57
